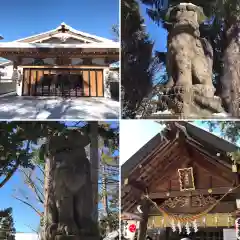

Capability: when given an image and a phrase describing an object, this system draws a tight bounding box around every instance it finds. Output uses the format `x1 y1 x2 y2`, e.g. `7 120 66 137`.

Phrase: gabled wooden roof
13 22 114 44
121 122 239 213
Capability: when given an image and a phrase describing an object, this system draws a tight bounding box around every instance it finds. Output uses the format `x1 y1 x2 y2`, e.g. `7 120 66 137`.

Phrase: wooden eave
121 122 239 213
0 43 119 62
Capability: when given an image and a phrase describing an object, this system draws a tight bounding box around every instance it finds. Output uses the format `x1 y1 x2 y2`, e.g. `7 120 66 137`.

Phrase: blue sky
140 3 168 53
0 121 119 233
0 0 118 42
139 2 168 83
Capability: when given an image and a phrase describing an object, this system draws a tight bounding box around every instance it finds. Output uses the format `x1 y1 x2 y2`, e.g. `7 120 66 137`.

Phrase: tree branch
12 195 43 217
21 169 44 204
0 161 20 188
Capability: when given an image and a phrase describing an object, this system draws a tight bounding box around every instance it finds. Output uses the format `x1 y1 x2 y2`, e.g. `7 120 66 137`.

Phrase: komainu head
167 3 206 32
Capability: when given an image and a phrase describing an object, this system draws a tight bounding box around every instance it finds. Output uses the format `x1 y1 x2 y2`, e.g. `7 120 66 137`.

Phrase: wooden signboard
178 167 195 192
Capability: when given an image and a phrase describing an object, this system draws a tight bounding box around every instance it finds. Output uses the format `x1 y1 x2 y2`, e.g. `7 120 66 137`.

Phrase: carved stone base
156 84 225 118
55 235 99 240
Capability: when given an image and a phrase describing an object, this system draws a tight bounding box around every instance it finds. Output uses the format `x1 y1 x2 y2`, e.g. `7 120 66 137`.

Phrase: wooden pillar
137 201 151 240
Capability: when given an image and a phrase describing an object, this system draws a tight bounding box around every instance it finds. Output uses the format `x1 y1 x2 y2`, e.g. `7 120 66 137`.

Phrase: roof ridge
11 23 114 43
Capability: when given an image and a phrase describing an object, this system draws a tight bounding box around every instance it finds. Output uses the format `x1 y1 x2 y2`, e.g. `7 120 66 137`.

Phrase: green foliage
0 208 15 240
99 212 119 237
227 151 240 164
205 121 240 164
0 122 66 188
122 0 157 118
206 121 240 143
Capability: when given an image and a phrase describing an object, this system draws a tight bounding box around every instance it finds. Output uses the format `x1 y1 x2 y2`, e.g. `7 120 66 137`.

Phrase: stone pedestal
155 84 225 118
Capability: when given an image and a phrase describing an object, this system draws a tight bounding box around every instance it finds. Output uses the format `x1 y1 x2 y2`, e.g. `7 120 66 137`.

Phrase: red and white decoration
235 218 240 239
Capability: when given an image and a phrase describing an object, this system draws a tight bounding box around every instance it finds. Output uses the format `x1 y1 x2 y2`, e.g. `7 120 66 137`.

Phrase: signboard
178 167 195 191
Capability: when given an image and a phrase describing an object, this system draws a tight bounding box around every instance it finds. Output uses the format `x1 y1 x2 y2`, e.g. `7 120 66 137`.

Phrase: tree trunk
43 155 50 239
101 163 111 234
89 122 99 223
221 21 240 117
43 137 56 240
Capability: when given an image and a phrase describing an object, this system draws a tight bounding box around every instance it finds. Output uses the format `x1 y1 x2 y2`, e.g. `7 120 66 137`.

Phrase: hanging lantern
235 218 240 239
236 199 240 209
128 224 136 233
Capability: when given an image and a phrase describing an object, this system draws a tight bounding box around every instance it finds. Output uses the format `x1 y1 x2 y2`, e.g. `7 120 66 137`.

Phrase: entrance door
22 68 104 97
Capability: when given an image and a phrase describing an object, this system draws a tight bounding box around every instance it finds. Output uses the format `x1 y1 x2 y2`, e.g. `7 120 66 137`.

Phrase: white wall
103 68 111 98
0 65 14 80
16 67 23 96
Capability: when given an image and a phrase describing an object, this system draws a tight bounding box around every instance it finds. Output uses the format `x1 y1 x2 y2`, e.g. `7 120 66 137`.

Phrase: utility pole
89 121 99 223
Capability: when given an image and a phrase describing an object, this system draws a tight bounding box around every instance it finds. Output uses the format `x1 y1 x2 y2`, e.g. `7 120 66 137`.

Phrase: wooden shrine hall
0 23 119 97
121 122 240 240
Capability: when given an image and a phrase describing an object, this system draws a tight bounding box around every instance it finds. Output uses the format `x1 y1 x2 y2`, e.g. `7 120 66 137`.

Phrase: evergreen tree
0 208 15 240
122 0 158 118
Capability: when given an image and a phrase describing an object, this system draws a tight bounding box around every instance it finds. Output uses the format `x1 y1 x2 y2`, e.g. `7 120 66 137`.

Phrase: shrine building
121 122 240 240
0 23 119 98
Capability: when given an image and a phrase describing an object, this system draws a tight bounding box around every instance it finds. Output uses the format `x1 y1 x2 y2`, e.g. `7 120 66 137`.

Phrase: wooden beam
127 179 147 192
0 53 119 59
149 201 236 215
128 140 172 180
21 65 109 69
148 153 186 191
122 186 144 213
187 139 232 170
140 141 180 187
149 187 238 199
193 153 234 183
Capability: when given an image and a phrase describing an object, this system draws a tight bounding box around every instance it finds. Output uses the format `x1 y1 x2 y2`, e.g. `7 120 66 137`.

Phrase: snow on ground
0 95 119 120
212 112 231 117
15 233 39 240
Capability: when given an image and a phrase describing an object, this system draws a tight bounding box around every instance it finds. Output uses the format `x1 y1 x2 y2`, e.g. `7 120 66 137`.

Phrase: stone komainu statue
155 2 224 117
44 130 98 240
166 3 213 88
